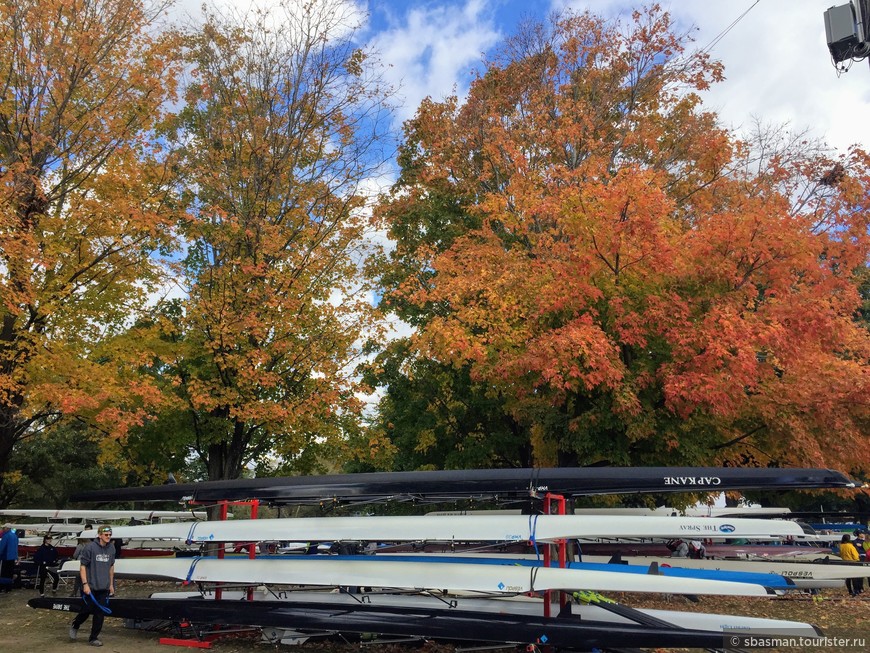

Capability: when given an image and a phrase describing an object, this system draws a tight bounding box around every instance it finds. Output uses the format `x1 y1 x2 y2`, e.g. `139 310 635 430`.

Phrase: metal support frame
541 492 568 618
189 499 260 602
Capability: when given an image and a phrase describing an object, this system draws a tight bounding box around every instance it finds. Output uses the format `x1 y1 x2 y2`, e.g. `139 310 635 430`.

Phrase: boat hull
25 596 735 650
70 466 855 504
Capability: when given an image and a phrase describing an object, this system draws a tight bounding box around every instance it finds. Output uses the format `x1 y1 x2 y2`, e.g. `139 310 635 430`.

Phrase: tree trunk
205 421 249 482
0 405 27 507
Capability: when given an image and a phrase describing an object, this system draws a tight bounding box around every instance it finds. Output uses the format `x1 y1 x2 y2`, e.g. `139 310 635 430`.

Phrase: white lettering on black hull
663 477 722 486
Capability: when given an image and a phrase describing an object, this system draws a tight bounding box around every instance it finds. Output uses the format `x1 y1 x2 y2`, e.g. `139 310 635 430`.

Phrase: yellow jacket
839 542 861 562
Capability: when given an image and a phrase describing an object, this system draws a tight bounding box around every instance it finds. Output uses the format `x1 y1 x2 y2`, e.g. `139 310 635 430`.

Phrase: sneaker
89 640 103 647
69 626 78 640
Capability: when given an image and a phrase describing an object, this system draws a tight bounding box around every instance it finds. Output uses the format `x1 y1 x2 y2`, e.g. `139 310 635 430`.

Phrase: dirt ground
2 580 870 653
0 580 264 653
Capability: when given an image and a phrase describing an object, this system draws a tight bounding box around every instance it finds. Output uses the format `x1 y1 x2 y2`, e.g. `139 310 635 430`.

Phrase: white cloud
171 0 368 38
555 0 870 153
172 1 869 152
368 0 502 123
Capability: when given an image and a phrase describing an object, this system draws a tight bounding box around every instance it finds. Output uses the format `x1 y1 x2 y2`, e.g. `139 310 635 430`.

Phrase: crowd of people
0 523 98 593
665 538 707 558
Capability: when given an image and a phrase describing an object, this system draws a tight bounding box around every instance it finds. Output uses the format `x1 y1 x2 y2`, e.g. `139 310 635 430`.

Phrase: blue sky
175 0 869 153
357 0 870 153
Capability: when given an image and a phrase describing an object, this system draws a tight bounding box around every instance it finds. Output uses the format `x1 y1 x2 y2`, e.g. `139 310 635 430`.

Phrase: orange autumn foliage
379 8 870 471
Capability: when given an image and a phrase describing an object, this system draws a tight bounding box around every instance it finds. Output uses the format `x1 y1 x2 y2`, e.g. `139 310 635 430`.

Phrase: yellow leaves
0 0 183 458
530 423 558 467
415 429 437 454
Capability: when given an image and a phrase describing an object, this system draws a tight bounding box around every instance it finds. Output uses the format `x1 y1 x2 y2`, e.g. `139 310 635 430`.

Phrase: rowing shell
336 553 795 588
27 595 731 651
0 509 207 521
148 588 823 636
571 541 833 558
97 513 810 543
69 466 855 504
584 554 868 581
60 556 775 596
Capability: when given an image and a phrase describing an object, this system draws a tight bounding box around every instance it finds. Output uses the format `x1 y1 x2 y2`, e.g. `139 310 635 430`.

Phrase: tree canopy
374 8 870 473
0 0 182 501
143 0 395 482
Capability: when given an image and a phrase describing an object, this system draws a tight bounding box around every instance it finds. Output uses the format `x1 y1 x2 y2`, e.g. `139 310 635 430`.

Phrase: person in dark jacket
33 535 60 596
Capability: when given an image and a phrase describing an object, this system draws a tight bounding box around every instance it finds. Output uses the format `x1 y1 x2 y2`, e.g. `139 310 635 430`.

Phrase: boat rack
125 617 261 649
158 623 261 649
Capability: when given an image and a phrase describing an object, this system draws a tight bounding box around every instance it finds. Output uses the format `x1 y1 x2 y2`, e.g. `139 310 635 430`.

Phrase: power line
700 0 762 54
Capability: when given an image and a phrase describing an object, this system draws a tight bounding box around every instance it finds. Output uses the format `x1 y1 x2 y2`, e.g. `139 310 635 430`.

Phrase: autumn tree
149 0 393 482
375 7 870 472
360 339 532 471
363 152 532 469
0 0 182 504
